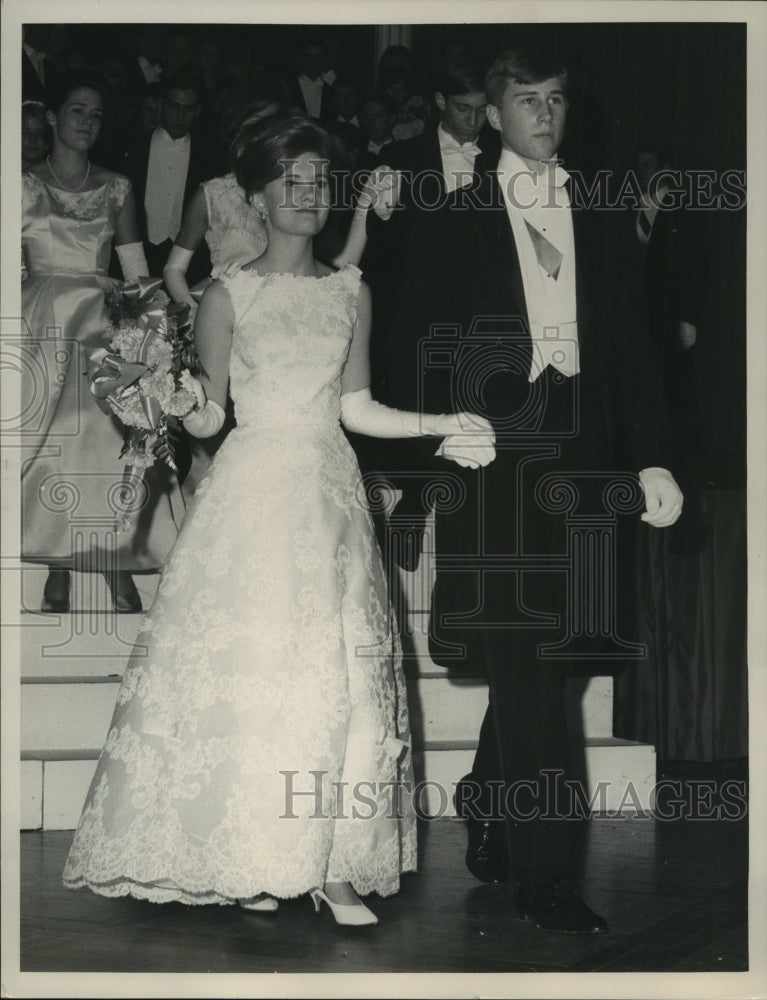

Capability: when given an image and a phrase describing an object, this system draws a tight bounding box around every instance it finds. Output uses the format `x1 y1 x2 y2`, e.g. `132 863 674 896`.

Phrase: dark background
63 20 746 171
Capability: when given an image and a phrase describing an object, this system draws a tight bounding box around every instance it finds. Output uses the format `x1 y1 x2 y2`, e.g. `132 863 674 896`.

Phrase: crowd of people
19 21 732 939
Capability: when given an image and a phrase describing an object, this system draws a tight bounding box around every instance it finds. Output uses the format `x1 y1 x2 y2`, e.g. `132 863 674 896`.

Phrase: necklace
46 156 91 192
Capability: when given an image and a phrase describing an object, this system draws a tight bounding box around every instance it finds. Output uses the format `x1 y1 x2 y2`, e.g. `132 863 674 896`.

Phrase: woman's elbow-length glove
340 387 496 468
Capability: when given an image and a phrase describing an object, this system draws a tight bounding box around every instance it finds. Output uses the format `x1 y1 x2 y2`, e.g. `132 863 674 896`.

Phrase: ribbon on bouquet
90 276 169 430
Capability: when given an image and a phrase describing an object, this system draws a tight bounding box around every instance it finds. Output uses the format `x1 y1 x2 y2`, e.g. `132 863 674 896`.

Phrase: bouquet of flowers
90 277 205 473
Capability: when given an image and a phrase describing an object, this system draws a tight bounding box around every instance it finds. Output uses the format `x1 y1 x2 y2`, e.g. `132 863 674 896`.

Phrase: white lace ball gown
62 263 417 903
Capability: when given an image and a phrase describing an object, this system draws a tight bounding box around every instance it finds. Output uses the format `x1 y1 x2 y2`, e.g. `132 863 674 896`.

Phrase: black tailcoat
384 152 672 884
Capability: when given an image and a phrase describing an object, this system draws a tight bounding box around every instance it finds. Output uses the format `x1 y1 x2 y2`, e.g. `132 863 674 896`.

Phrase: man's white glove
180 371 225 439
639 467 683 527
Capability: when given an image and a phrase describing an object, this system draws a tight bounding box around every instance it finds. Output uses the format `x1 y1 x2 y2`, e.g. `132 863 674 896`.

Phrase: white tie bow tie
443 141 481 157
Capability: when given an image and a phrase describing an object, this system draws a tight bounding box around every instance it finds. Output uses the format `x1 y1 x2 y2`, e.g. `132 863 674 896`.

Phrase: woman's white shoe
309 887 378 926
238 893 279 912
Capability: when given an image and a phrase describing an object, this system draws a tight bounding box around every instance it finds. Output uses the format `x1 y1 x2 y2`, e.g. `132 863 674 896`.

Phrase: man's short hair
485 49 568 107
634 137 672 166
435 57 486 100
161 69 204 102
360 91 398 117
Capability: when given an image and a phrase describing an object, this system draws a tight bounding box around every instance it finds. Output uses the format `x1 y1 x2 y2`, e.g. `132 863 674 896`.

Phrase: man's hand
639 467 683 527
678 321 697 349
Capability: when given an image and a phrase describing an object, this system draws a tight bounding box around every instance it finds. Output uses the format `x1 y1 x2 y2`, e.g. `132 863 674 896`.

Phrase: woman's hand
180 369 206 415
358 166 401 221
433 413 496 469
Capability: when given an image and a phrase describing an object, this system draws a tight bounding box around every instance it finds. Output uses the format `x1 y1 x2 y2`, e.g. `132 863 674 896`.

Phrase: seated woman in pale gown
62 112 495 926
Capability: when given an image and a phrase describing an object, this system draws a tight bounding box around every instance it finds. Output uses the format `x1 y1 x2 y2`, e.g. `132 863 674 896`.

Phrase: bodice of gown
203 173 267 276
22 173 131 278
222 264 361 436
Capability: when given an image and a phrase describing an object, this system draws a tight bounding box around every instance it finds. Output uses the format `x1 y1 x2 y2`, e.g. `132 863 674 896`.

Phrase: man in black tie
387 49 683 934
632 142 704 474
362 59 499 549
21 24 61 103
126 70 222 280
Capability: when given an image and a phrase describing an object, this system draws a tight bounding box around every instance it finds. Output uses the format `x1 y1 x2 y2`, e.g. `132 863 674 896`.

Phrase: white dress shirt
636 183 669 248
138 54 162 85
298 74 324 119
145 128 191 246
437 123 481 193
23 43 45 84
367 137 392 156
497 148 579 382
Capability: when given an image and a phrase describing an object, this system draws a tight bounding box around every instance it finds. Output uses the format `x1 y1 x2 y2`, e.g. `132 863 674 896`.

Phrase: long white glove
115 242 149 283
340 387 496 466
163 244 196 307
357 165 402 221
639 467 683 527
180 372 225 438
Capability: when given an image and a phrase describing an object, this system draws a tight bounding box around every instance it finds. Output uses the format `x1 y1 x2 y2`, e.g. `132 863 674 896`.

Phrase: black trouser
433 371 636 891
456 632 576 892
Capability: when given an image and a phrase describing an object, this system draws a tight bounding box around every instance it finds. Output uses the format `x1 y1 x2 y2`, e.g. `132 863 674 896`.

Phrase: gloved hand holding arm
340 283 495 464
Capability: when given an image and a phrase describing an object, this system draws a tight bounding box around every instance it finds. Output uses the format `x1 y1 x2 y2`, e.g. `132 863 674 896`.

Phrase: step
13 562 161 617
21 679 121 751
20 751 101 831
20 671 615 753
413 738 656 817
20 739 656 830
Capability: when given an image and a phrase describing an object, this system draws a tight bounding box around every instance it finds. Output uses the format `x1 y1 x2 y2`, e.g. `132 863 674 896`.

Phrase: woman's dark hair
48 70 109 113
234 112 338 198
222 79 289 169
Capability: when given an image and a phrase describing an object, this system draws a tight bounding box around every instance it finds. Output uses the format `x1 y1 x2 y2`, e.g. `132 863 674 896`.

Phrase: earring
252 197 267 222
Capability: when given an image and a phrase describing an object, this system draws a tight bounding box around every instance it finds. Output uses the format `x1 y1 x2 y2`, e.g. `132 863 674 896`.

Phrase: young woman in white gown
162 92 394 502
62 113 495 926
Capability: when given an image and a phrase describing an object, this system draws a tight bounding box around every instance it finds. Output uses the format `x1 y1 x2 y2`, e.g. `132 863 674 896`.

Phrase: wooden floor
16 763 748 979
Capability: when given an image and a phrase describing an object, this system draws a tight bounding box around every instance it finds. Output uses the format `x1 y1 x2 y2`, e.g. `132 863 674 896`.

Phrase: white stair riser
20 743 656 830
22 683 121 751
21 759 43 830
414 742 656 817
21 673 615 752
19 618 148 678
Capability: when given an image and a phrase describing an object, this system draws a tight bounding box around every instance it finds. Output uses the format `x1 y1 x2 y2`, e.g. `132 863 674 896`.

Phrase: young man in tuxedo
380 57 497 214
290 36 335 124
126 70 221 280
366 58 501 566
387 49 683 934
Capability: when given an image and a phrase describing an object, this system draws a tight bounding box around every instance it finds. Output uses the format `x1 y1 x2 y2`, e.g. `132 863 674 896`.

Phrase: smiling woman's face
50 86 104 152
260 152 331 236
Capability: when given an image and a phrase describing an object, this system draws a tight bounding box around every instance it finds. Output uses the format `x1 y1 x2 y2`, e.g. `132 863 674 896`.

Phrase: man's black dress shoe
465 820 508 884
513 877 608 935
41 569 71 613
